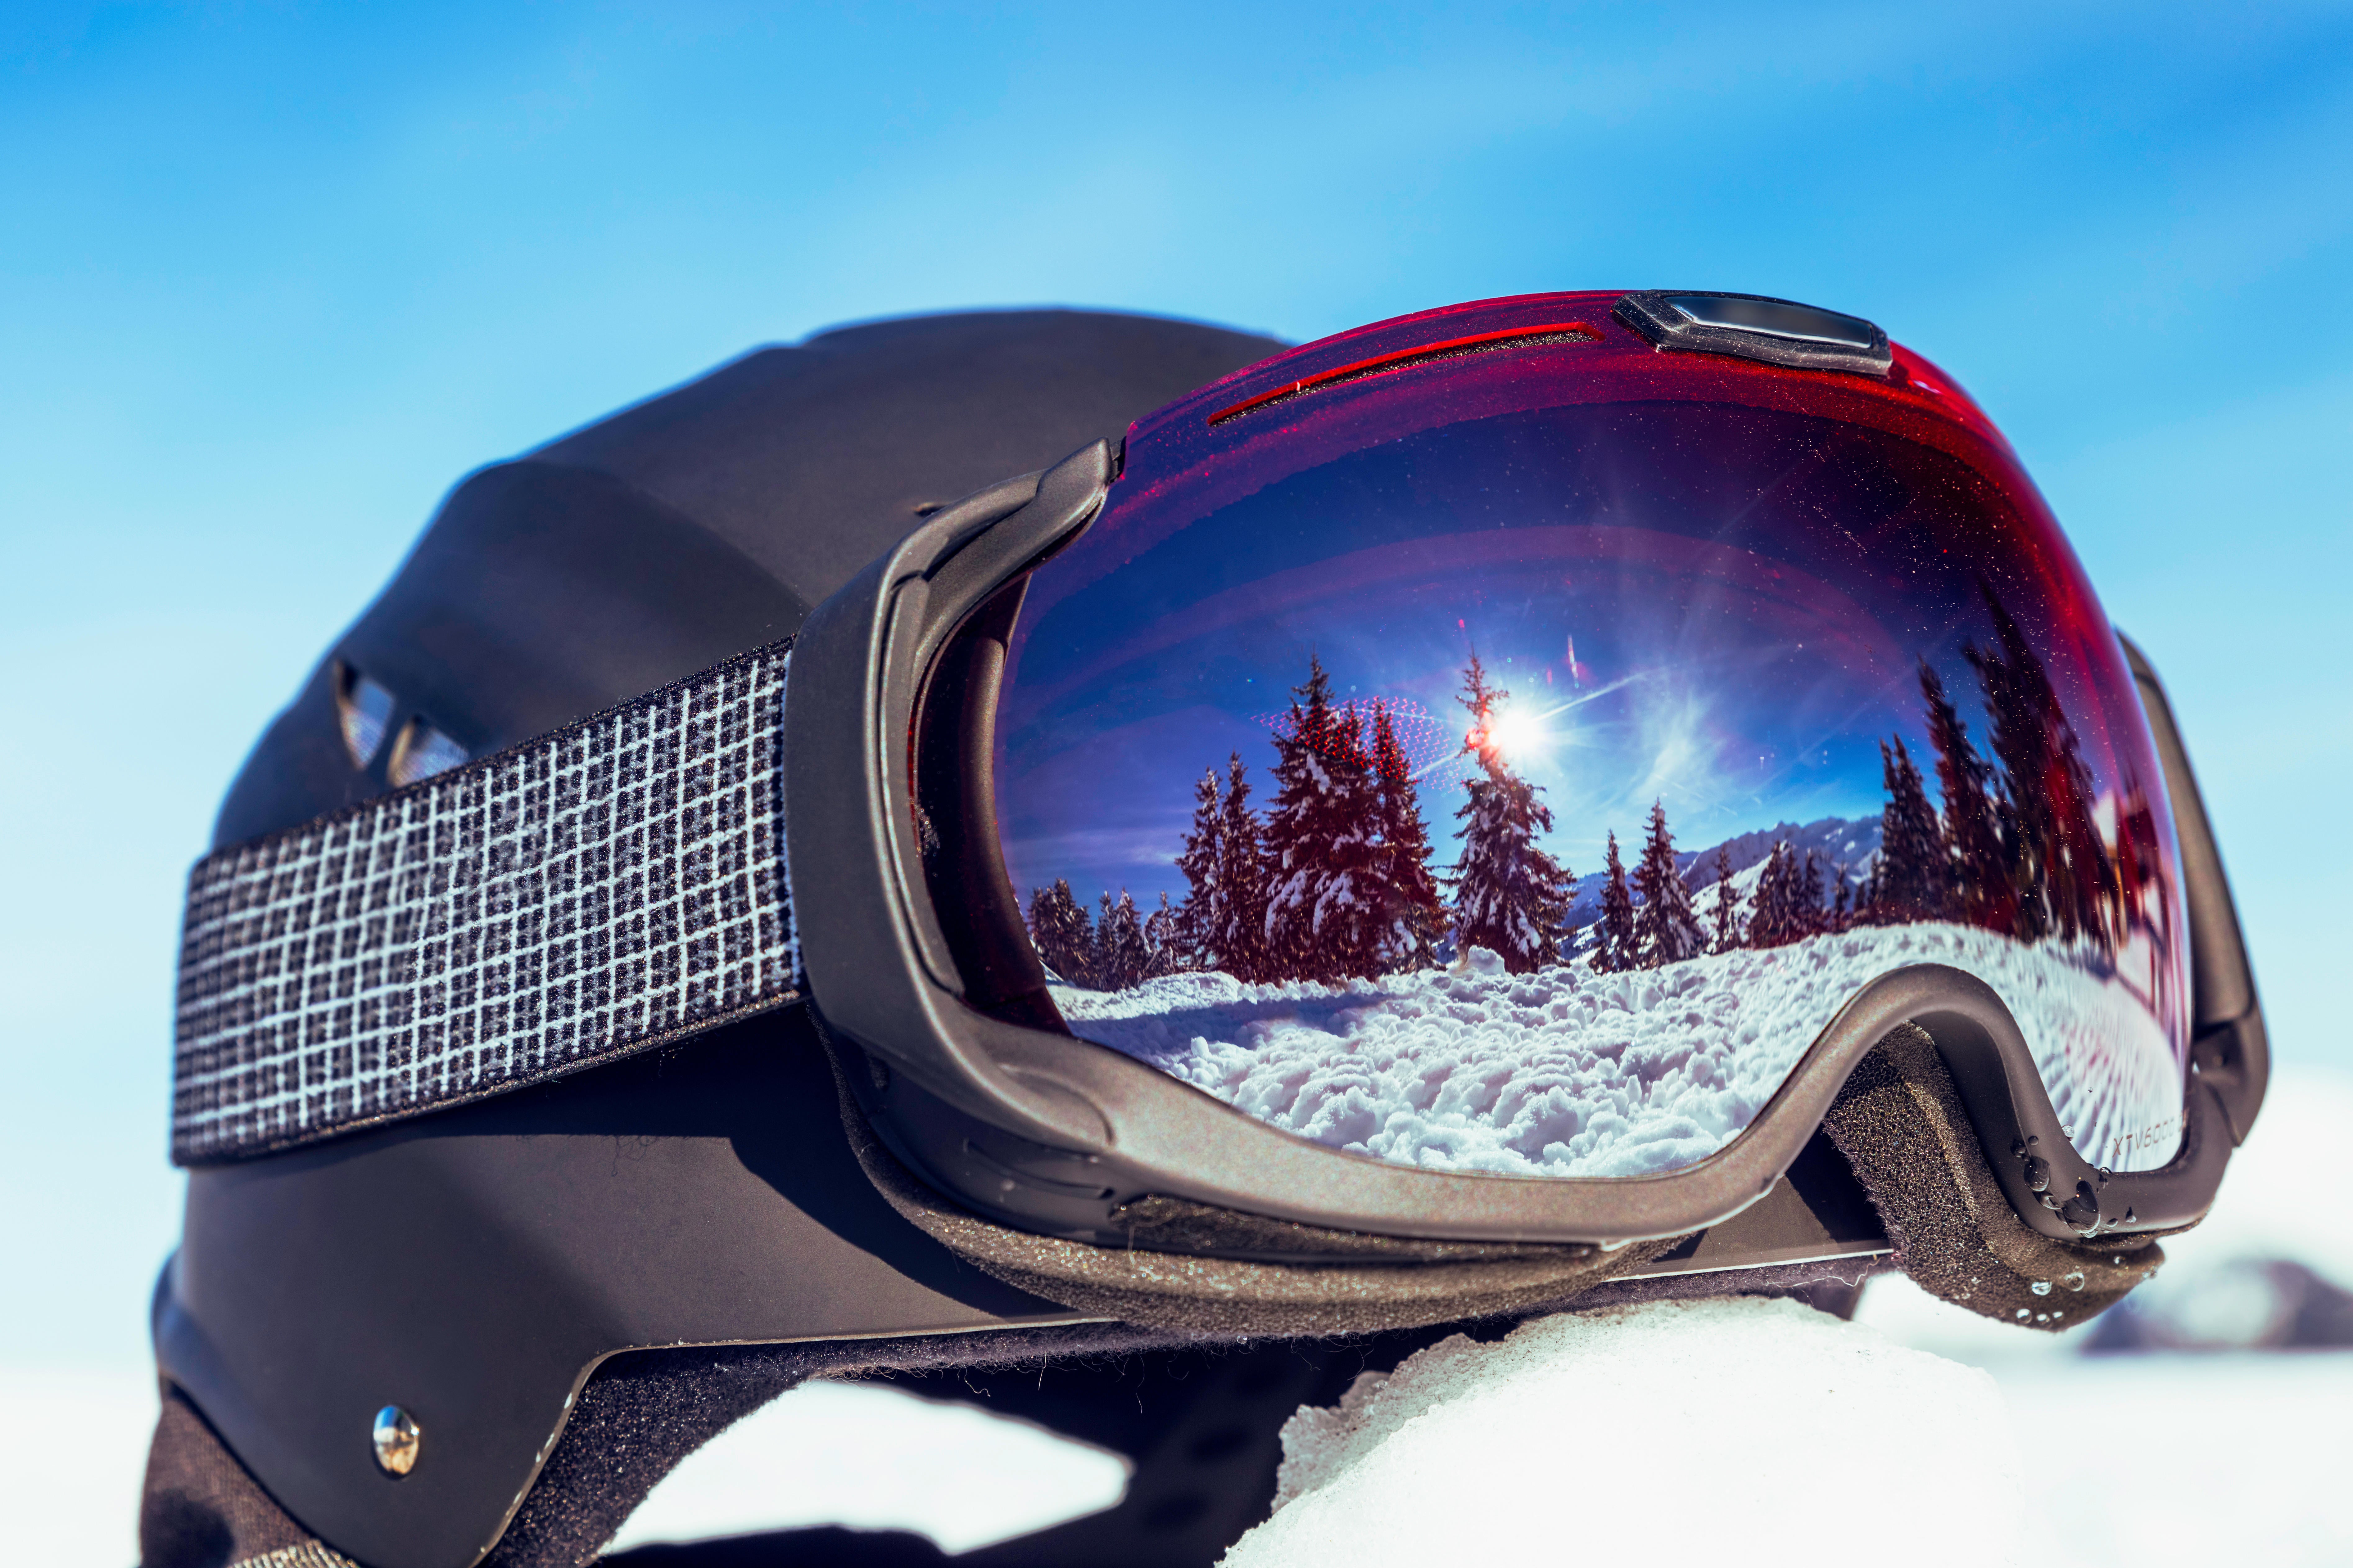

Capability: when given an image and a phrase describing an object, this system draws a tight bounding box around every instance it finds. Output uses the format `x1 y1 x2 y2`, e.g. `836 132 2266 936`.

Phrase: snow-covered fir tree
1870 734 1945 922
1799 849 1826 938
1452 773 1572 973
1798 851 1835 940
1920 660 2009 932
1088 890 1116 987
1964 588 2113 947
1447 654 1573 974
1216 752 1269 982
1595 830 1636 971
1027 879 1096 986
1632 799 1706 967
1173 764 1226 970
1095 890 1150 991
1748 842 1801 948
1368 700 1447 972
1143 892 1181 979
1262 658 1385 981
1709 843 1744 953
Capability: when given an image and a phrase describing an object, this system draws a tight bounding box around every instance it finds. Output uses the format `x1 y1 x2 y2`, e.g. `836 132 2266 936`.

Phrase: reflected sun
1481 702 1552 765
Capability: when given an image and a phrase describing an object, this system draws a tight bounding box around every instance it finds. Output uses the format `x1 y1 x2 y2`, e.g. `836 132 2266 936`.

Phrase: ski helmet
147 295 2264 1568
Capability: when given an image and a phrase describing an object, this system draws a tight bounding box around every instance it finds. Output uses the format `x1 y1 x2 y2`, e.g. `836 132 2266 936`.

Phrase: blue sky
3 2 2348 1371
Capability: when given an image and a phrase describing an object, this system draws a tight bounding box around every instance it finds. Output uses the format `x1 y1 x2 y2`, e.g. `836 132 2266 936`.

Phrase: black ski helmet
144 298 2264 1568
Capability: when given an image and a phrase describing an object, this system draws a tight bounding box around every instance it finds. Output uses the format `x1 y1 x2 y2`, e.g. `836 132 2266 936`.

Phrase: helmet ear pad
1821 1024 2166 1329
140 1387 323 1568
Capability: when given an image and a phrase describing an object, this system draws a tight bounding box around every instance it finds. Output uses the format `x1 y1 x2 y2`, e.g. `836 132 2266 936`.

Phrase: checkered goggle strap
171 643 798 1163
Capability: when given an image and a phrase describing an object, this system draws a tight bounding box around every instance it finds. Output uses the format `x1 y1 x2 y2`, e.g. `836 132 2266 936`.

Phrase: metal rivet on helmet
371 1404 421 1478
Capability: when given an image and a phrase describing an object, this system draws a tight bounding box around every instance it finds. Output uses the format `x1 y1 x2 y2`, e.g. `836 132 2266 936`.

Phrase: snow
1859 1281 2353 1565
1056 921 2184 1177
1224 1297 2029 1568
608 1379 1129 1554
2053 1063 2353 1344
2134 1064 2353 1294
32 1323 2353 1567
595 1070 2353 1561
1229 1295 2353 1568
0 1364 158 1566
29 1075 2350 1565
1989 1352 2353 1566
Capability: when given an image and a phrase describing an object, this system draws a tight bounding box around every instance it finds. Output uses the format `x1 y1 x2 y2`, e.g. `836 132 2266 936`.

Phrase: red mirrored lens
992 299 2189 1180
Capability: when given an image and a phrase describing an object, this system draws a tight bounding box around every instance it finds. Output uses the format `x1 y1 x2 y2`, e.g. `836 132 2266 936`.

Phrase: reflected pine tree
1173 766 1226 970
1633 800 1706 966
1869 735 1944 922
1368 701 1447 972
1217 754 1270 981
1094 891 1150 991
1447 654 1574 975
1708 845 1743 954
1143 892 1181 980
1918 660 2009 931
1262 656 1387 981
1025 879 1095 988
1963 587 2119 948
1594 831 1635 971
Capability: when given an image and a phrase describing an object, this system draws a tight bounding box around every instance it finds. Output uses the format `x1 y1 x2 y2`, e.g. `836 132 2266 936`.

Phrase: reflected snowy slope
1057 922 2182 1178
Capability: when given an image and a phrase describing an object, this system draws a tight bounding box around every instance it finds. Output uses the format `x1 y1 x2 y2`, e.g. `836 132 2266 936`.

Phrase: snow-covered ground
35 1331 2347 1566
1 1364 159 1566
34 1078 2341 1566
1226 1295 2353 1568
1057 921 2184 1177
1228 1297 2032 1567
608 1381 1129 1554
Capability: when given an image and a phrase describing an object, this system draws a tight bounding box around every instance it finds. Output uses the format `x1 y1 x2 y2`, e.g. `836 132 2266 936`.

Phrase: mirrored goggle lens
994 395 2191 1180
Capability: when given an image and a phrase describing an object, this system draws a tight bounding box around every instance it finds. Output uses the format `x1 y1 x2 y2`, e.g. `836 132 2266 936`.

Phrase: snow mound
1224 1298 2026 1568
1058 922 2181 1178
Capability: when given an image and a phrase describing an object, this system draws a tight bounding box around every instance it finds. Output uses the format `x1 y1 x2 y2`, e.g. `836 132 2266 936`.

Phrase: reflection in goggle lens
994 401 2190 1181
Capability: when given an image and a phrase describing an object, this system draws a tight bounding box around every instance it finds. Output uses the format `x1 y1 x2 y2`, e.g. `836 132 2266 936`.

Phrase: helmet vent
388 719 469 786
1208 322 1598 426
333 662 396 768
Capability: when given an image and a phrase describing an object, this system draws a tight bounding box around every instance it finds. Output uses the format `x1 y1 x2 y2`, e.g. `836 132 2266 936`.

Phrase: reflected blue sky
4 3 2347 1369
998 398 2154 912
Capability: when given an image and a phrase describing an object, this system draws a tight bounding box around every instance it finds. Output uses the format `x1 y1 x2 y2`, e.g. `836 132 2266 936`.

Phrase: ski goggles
171 291 2264 1317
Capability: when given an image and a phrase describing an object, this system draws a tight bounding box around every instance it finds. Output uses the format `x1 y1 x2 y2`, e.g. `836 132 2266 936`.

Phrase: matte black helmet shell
153 310 1329 1568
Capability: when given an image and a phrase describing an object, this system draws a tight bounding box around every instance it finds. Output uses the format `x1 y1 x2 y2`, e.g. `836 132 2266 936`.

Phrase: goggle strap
170 642 797 1163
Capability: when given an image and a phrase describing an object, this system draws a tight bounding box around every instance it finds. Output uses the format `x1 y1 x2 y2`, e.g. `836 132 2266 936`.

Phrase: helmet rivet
373 1405 422 1477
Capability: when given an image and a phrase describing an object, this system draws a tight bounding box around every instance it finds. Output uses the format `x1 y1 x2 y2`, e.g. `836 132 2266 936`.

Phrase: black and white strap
171 643 798 1163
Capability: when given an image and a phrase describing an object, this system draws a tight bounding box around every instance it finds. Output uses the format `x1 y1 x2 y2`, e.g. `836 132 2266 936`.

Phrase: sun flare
1481 702 1550 764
